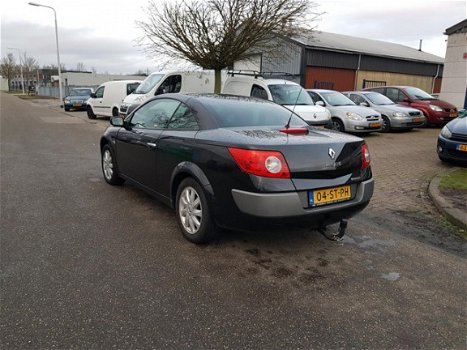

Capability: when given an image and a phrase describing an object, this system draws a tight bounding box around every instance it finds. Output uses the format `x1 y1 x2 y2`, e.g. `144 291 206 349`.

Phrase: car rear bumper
231 178 374 218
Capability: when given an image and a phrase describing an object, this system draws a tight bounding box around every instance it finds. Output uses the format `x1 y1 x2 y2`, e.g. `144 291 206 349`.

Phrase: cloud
1 19 156 74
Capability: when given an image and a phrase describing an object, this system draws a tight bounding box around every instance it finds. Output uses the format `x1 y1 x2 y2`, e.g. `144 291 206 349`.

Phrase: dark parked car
100 94 374 243
63 88 94 111
437 112 467 165
363 86 457 126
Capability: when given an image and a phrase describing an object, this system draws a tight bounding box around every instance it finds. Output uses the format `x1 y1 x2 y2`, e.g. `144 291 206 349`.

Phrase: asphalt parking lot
1 95 466 349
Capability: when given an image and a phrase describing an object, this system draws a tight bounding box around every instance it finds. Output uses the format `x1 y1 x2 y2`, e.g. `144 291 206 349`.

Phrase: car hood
66 95 90 100
446 116 467 134
374 104 421 114
327 105 380 117
283 105 330 120
415 99 457 109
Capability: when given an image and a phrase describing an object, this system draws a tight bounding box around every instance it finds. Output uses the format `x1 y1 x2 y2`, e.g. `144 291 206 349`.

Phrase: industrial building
234 31 444 94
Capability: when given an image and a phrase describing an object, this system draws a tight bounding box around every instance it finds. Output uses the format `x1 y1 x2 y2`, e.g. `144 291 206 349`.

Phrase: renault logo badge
328 148 336 159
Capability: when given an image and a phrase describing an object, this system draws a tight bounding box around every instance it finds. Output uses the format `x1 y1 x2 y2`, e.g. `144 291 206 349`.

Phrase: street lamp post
28 1 63 105
8 47 25 94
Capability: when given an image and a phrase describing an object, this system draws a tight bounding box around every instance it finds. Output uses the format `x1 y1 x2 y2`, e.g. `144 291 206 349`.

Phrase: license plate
369 122 381 128
73 102 81 107
309 185 351 207
457 144 467 152
412 117 423 123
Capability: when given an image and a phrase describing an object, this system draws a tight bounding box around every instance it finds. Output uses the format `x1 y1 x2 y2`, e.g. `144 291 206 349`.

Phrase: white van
119 71 219 116
222 74 331 126
87 80 142 119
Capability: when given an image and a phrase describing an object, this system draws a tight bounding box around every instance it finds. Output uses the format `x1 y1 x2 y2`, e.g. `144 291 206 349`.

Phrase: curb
428 174 467 230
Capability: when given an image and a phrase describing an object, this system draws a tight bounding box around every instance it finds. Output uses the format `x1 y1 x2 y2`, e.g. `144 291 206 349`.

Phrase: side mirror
360 102 369 107
316 100 325 107
110 116 124 127
90 93 97 98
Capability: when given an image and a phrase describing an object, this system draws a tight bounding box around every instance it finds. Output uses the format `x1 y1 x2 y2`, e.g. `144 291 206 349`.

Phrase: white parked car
222 74 332 127
119 71 219 117
87 80 142 119
306 89 382 133
343 91 426 132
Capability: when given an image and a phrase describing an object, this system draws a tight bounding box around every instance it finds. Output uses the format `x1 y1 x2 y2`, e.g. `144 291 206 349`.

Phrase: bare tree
76 62 86 72
138 0 319 93
0 53 17 91
21 52 39 86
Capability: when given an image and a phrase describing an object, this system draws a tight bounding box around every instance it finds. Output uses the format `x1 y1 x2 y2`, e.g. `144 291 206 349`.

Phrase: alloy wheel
102 149 114 181
178 186 203 234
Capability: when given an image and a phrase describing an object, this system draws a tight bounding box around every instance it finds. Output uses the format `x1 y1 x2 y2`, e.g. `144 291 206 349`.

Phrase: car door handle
146 142 157 148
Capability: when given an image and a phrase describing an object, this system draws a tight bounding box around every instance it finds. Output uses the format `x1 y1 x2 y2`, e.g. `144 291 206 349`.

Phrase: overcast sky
1 0 465 74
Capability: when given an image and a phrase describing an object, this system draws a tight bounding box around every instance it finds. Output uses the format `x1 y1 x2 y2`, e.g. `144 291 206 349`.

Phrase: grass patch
440 169 467 190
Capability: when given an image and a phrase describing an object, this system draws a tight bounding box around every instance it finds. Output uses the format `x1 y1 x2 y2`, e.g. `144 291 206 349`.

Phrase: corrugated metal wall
261 40 303 83
305 67 356 91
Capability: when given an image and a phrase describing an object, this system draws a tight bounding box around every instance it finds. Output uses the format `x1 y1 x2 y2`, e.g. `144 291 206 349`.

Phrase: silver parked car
343 91 426 132
306 89 382 134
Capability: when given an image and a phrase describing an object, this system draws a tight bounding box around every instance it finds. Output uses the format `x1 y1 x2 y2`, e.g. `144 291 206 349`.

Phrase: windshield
70 89 92 96
321 91 355 106
268 84 315 106
365 92 395 105
405 87 435 100
134 74 164 94
202 95 307 128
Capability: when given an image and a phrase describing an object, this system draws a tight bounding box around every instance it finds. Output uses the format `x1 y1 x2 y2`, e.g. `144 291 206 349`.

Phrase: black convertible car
100 94 374 243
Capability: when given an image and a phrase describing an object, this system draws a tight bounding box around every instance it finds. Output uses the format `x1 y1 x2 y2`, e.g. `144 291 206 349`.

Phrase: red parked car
363 86 458 126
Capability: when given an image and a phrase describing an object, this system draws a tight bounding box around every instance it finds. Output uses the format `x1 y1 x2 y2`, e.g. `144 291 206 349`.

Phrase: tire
331 117 345 132
381 116 391 133
87 105 96 119
175 178 217 244
64 106 70 112
112 107 119 117
101 144 124 185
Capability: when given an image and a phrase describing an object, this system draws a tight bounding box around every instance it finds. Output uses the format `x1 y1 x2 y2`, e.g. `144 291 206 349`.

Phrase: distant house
234 31 444 93
0 76 9 91
439 19 467 109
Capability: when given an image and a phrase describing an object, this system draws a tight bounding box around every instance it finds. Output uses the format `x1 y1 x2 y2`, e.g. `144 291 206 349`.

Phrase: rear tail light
361 144 371 169
228 148 290 178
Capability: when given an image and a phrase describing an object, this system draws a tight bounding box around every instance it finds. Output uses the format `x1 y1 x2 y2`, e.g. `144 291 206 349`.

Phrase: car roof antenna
285 86 303 129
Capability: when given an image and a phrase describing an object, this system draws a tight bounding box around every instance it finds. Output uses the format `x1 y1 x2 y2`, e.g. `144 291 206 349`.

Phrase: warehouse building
234 31 444 94
438 19 467 109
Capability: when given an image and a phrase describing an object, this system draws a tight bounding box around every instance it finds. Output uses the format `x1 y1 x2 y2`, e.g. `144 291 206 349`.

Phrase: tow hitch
319 219 347 241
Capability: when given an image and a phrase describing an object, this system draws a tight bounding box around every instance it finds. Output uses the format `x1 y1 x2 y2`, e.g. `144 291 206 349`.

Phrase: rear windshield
269 84 315 106
201 96 307 128
134 74 164 94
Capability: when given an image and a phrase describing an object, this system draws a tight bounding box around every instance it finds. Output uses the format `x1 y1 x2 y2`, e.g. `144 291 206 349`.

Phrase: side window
156 75 182 95
167 104 199 130
372 88 384 94
95 86 104 98
250 84 268 100
127 83 140 95
130 99 181 129
386 88 404 102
